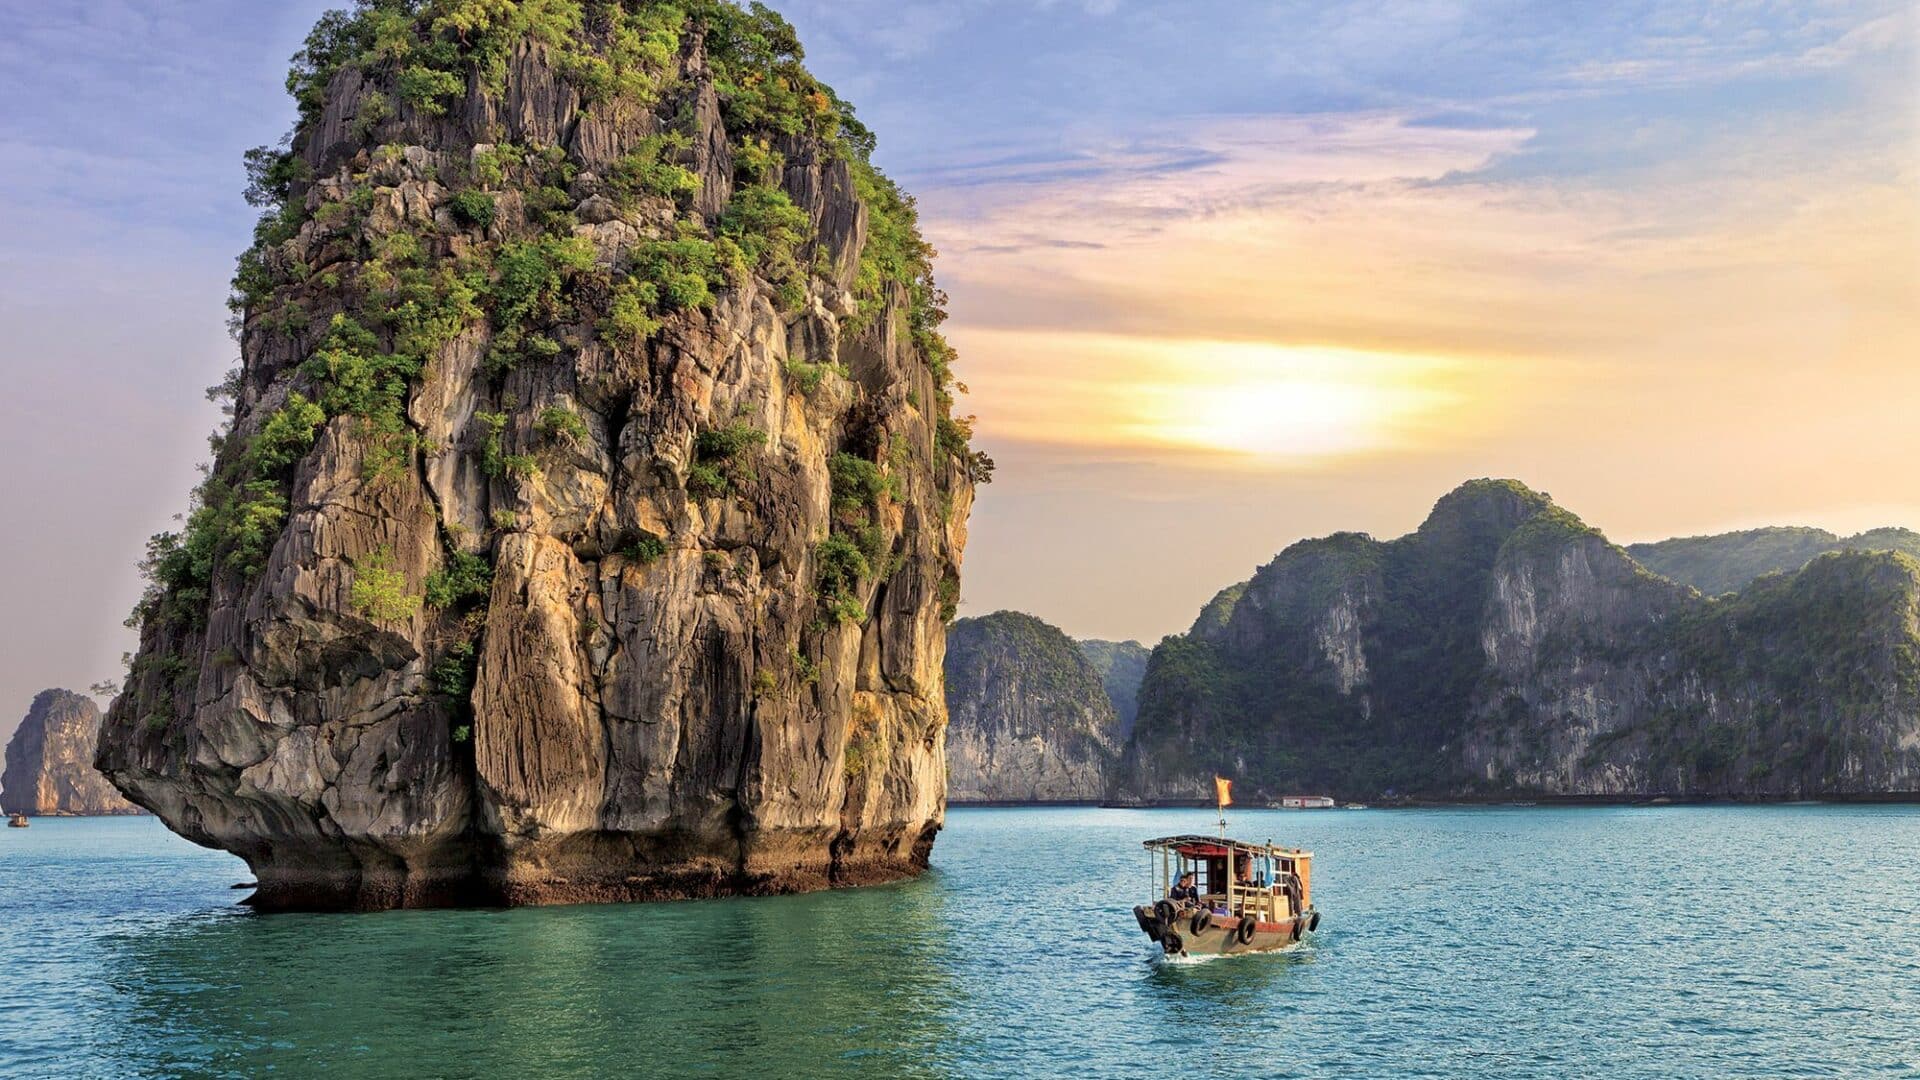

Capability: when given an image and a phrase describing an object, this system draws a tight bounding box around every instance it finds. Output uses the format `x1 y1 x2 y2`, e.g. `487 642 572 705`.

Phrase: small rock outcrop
2 690 141 816
97 2 985 909
943 613 1119 802
1117 480 1920 802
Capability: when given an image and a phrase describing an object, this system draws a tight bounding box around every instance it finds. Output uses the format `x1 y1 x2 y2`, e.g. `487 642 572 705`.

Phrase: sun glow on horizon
1131 342 1473 462
951 330 1491 467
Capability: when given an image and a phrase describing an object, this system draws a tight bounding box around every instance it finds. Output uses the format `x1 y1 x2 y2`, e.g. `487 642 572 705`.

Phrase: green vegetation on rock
606 134 700 208
1629 526 1920 597
535 405 590 449
350 546 421 623
425 549 493 609
685 419 765 499
477 412 540 481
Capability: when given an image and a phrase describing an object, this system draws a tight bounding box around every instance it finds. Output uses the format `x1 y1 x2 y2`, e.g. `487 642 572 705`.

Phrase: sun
945 330 1486 466
1126 342 1471 463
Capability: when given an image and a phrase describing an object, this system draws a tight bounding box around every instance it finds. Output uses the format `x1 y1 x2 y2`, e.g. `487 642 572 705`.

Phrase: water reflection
98 876 966 1078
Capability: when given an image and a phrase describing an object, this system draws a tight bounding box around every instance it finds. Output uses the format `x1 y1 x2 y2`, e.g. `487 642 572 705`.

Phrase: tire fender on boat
1236 916 1257 944
1291 917 1305 942
1162 931 1183 955
1309 911 1322 932
1134 906 1159 937
1189 910 1211 936
1154 900 1176 925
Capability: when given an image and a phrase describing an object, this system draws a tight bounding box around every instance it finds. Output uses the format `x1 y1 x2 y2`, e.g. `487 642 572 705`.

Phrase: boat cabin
1143 835 1312 924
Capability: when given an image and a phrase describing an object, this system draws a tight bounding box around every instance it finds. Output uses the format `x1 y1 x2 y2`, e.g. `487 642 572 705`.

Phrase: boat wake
1151 942 1311 968
1152 951 1228 967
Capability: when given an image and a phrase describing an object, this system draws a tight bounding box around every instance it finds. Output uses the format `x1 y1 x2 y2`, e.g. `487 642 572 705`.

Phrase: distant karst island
1 690 142 817
946 480 1920 805
942 612 1145 803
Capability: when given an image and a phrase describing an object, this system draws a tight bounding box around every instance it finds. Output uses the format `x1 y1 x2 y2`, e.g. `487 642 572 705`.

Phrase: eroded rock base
240 827 938 912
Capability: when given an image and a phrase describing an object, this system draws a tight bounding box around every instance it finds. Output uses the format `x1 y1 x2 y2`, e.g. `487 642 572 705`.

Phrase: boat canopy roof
1141 835 1311 858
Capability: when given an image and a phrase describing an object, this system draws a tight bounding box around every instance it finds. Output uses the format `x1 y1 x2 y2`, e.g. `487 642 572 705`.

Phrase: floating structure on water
1270 795 1337 809
6 813 28 828
1132 835 1320 957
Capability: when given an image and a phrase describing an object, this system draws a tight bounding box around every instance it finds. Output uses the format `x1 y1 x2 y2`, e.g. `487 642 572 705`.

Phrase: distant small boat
6 813 28 829
1267 795 1337 809
1343 803 1369 810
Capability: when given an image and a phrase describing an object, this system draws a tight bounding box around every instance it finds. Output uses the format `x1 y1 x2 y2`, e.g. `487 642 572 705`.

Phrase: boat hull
1133 904 1319 957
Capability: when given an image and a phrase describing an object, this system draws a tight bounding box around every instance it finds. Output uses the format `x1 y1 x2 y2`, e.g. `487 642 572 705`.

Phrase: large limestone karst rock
2 690 142 816
1117 480 1920 802
98 1 986 909
943 612 1120 802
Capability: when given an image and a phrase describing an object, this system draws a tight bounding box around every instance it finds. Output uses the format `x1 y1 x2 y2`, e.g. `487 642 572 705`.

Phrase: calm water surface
2 806 1917 1078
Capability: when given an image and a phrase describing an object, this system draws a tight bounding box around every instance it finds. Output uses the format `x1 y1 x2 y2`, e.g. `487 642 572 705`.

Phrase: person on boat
1168 872 1200 904
1279 870 1303 915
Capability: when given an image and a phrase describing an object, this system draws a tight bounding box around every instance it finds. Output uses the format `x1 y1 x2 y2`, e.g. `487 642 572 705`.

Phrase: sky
0 0 1914 743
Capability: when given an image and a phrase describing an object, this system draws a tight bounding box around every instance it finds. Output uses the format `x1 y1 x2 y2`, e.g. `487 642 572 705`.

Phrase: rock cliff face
2 690 141 816
943 613 1119 802
1117 480 1920 802
1077 639 1150 739
1628 527 1920 597
97 1 983 910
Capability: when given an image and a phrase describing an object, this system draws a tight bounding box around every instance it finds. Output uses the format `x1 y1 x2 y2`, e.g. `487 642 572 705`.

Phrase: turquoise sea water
2 806 1918 1078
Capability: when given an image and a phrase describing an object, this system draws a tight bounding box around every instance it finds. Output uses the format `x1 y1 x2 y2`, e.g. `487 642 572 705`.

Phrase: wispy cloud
1558 5 1912 88
924 113 1534 252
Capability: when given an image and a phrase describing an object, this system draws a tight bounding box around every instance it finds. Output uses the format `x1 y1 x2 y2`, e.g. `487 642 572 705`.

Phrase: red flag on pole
1213 776 1233 808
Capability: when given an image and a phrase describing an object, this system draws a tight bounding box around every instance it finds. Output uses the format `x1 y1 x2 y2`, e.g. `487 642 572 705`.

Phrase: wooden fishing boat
1132 835 1320 957
6 813 28 828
